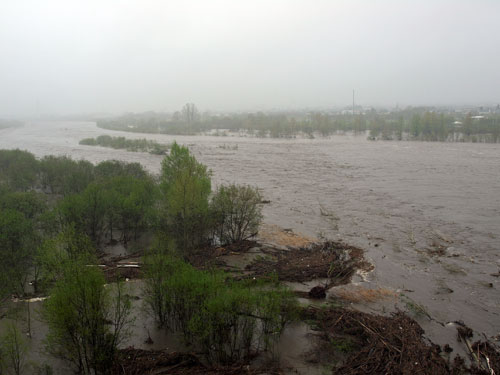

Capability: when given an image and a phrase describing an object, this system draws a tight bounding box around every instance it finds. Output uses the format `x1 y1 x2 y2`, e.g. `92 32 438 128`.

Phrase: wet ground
1 120 500 371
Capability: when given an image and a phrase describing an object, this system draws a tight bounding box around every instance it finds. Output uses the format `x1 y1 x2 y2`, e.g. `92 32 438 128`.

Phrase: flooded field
1 120 499 358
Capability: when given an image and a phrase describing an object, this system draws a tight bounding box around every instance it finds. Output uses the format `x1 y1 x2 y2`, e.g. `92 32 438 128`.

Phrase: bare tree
181 103 199 125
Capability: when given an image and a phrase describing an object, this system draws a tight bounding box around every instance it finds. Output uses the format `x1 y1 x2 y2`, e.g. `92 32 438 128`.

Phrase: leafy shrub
143 251 297 364
210 184 263 245
42 260 132 375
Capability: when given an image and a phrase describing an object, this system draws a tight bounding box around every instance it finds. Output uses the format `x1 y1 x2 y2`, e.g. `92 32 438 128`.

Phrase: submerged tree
36 225 96 290
0 149 38 192
0 208 34 299
105 176 156 246
42 260 132 375
142 250 297 364
0 323 28 375
211 184 263 245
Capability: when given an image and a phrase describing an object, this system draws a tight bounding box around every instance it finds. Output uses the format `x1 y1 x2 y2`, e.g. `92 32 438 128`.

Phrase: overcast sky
0 0 499 117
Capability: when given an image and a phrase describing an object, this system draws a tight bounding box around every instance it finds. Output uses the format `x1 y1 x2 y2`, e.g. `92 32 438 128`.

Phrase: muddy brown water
1 121 500 371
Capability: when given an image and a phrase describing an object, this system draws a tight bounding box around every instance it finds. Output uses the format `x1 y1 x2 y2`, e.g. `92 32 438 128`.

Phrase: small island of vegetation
79 135 169 155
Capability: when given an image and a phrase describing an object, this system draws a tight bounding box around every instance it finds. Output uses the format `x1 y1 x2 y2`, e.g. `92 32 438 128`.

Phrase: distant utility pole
352 89 355 116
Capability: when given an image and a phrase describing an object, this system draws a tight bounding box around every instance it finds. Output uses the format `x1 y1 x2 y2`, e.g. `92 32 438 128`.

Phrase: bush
143 251 296 364
211 184 263 245
42 260 132 375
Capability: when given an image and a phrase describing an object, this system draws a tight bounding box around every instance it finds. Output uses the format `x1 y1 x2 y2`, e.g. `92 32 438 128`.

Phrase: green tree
106 176 156 246
160 142 211 252
42 260 132 375
36 226 95 290
211 184 263 245
0 323 28 375
463 112 473 136
0 190 49 296
95 160 148 180
0 150 38 191
0 209 33 299
0 191 47 221
142 246 180 328
58 183 107 245
410 114 422 138
39 156 94 196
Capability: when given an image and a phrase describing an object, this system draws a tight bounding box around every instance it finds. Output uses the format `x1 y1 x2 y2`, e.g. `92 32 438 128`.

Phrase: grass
329 337 357 353
400 294 430 319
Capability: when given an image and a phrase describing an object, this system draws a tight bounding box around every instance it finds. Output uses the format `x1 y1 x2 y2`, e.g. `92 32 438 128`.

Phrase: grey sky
1 0 499 117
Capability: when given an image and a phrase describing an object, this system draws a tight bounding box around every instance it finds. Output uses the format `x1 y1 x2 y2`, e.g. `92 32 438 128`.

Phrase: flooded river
1 120 499 352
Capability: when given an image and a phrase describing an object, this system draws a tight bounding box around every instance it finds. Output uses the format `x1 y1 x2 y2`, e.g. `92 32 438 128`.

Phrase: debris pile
101 251 143 281
246 241 371 284
188 240 257 269
456 321 500 374
111 347 281 375
305 306 451 374
470 341 500 374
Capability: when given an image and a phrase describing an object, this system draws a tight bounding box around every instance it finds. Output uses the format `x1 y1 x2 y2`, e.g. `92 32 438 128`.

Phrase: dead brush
332 286 398 303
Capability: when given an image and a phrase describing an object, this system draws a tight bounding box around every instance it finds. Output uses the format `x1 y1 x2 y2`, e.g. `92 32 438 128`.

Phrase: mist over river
1 120 499 344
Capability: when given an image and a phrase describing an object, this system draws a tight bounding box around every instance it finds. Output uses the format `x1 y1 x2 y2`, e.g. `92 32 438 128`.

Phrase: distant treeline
97 106 500 143
79 134 169 154
367 110 500 143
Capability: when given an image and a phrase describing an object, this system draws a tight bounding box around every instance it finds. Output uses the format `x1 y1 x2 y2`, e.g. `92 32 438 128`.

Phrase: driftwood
246 240 371 284
111 347 282 374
